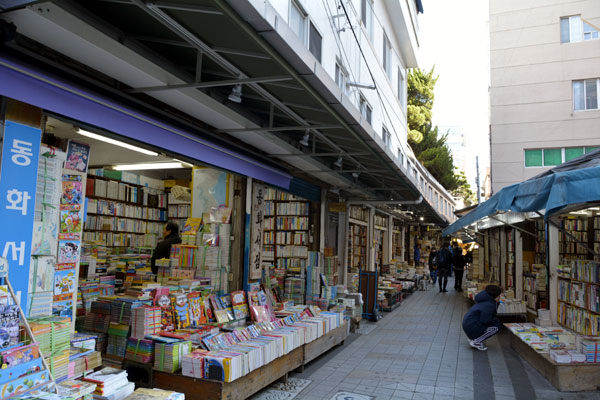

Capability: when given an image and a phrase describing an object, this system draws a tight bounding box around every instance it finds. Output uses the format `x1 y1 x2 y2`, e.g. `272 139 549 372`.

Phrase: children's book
170 294 190 329
247 291 269 323
0 343 40 368
230 291 249 320
220 295 235 321
187 292 206 326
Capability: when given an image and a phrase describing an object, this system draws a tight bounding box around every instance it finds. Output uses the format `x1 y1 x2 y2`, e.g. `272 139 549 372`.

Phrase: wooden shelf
348 217 368 226
84 229 156 235
87 212 166 223
87 194 167 210
557 275 600 286
558 299 600 316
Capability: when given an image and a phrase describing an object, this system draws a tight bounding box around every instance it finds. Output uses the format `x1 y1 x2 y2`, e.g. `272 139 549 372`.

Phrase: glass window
560 17 570 43
360 96 372 124
309 22 322 62
561 15 598 43
586 79 598 110
382 126 391 148
289 1 306 44
383 33 392 78
585 146 599 153
584 22 599 40
361 0 374 42
543 148 562 166
525 149 543 167
565 147 584 161
397 148 404 166
573 80 585 111
397 68 405 107
335 61 348 94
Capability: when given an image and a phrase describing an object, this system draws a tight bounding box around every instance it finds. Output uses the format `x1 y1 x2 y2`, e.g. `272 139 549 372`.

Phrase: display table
508 329 600 391
153 323 348 399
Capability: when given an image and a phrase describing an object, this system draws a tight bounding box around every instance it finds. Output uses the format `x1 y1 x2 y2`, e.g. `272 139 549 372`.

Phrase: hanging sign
328 202 347 213
249 182 265 280
0 121 41 314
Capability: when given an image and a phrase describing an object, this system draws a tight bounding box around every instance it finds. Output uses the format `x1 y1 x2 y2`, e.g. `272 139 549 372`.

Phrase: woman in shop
151 221 182 275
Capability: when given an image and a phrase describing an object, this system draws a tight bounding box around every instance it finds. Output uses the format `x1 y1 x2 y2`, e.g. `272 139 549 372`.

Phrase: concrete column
368 207 375 271
515 230 523 300
548 221 560 324
339 211 347 285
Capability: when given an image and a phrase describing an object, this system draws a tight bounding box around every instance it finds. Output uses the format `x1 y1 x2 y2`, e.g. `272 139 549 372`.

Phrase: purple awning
0 54 291 188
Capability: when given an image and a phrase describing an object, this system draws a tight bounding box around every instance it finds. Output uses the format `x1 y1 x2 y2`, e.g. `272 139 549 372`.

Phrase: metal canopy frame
4 0 450 224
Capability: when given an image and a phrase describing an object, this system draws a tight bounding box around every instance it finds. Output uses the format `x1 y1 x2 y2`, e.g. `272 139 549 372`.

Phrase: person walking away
414 243 421 267
151 221 182 275
436 242 452 292
462 285 502 351
428 247 438 284
453 244 466 291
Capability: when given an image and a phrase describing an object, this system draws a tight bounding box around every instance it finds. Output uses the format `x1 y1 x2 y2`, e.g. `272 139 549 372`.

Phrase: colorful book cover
0 344 40 367
220 295 234 321
64 140 90 173
187 292 206 326
0 305 20 348
52 299 74 319
57 240 80 264
59 210 82 234
202 297 214 323
0 369 49 398
60 175 83 210
170 294 190 329
54 268 76 298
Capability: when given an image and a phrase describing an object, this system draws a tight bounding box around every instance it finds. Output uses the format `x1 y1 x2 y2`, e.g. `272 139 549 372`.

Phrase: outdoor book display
505 323 600 391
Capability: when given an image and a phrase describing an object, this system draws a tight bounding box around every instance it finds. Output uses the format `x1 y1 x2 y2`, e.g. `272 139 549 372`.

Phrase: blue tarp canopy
443 149 600 237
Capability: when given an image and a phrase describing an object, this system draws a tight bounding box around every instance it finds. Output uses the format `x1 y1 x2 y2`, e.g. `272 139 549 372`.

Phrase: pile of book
30 317 71 356
69 348 102 378
579 338 600 363
111 297 150 325
107 323 130 358
153 339 192 373
124 388 185 400
125 338 154 363
550 349 586 363
82 367 135 400
131 306 161 339
57 379 97 398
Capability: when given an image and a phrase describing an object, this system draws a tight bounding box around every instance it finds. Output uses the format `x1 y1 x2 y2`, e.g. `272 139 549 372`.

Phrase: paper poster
28 256 55 292
64 140 90 173
58 240 80 264
60 209 82 234
54 268 76 298
61 175 83 210
31 220 59 256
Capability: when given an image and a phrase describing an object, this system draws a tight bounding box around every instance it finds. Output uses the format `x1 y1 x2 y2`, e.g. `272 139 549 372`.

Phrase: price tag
0 257 8 278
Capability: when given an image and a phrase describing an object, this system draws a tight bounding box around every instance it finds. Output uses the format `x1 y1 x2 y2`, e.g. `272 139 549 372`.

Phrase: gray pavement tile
390 390 414 400
372 387 395 396
414 385 435 394
433 387 454 396
411 393 434 400
395 383 416 392
354 385 377 394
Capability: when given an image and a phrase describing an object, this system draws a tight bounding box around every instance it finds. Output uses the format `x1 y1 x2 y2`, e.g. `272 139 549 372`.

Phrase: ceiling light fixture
77 129 158 156
352 171 360 179
419 216 424 221
113 162 184 171
334 156 343 169
299 130 310 147
228 84 242 103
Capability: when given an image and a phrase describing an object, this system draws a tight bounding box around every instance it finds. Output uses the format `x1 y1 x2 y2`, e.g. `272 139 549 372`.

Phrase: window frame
573 78 600 111
361 0 374 42
397 66 406 108
335 59 349 95
289 0 308 45
308 20 323 62
360 95 373 125
561 15 599 43
382 32 392 79
382 125 391 148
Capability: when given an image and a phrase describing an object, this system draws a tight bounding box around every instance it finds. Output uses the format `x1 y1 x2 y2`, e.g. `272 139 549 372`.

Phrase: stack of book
111 297 149 325
49 349 70 381
69 350 102 378
131 306 162 339
124 388 185 400
125 338 154 363
107 323 130 358
83 367 135 400
30 317 71 357
153 340 192 373
57 379 97 398
579 338 600 363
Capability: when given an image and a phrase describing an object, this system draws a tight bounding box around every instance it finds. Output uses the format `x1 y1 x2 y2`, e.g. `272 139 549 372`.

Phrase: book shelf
557 259 600 336
506 228 515 290
392 220 403 259
534 219 546 264
523 265 547 315
84 175 168 248
167 193 191 232
263 188 311 301
347 206 368 274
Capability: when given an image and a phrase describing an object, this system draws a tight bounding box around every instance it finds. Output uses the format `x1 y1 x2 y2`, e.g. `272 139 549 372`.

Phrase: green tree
407 67 437 144
452 168 476 206
406 67 473 201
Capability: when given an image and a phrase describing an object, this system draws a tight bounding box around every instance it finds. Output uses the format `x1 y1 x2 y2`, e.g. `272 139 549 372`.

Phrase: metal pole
476 156 481 204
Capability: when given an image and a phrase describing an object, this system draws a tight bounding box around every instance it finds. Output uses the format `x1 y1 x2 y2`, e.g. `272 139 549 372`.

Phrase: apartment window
561 15 599 43
573 79 599 111
360 96 372 124
525 146 593 167
397 147 404 166
383 33 392 79
382 126 391 148
335 61 349 94
309 22 322 62
361 0 374 41
397 67 406 107
289 1 307 44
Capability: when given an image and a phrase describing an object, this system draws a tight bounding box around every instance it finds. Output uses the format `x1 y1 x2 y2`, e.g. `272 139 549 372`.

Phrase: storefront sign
249 182 265 280
328 202 347 213
0 121 41 313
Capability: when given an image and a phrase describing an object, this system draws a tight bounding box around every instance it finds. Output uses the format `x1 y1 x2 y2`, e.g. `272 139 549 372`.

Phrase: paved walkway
288 278 600 400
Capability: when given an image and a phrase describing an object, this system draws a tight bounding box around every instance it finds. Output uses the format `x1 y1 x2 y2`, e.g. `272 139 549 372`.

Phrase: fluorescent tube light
113 162 183 171
78 129 158 156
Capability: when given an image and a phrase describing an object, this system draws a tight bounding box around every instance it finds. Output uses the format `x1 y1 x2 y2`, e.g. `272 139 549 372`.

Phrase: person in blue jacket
462 285 502 351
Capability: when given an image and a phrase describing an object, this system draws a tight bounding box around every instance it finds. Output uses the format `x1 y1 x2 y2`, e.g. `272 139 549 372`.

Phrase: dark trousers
430 269 437 284
454 269 464 289
438 269 449 291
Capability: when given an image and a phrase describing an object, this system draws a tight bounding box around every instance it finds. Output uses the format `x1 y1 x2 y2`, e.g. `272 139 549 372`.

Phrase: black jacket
436 247 453 271
151 233 182 274
453 247 466 271
462 291 501 339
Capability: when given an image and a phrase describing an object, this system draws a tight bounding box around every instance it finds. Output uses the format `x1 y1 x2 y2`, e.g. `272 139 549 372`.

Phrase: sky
419 0 491 192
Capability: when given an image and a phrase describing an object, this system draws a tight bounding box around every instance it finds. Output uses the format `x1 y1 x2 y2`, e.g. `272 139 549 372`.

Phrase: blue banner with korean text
0 121 41 316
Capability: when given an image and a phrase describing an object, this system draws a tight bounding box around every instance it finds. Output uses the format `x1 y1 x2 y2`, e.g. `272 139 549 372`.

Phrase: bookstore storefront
0 56 356 400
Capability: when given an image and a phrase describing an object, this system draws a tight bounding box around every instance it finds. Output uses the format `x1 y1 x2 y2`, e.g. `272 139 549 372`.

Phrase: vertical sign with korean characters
249 182 265 280
0 121 41 314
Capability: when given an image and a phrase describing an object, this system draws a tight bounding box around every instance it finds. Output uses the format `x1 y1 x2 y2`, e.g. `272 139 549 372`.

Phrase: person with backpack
428 247 438 284
436 241 453 292
453 243 466 292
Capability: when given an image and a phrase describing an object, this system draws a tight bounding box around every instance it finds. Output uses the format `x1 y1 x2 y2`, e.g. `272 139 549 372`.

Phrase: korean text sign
0 121 41 315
